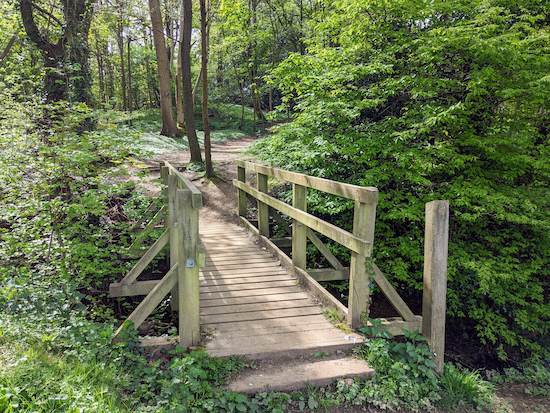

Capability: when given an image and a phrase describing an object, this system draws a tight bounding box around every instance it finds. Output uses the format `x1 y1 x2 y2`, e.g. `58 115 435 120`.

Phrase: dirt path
129 134 259 224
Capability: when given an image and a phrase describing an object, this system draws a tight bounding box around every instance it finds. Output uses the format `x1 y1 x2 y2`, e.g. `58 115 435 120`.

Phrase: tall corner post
257 173 269 236
348 194 378 329
167 174 179 311
422 200 449 374
237 166 247 217
176 188 201 348
292 183 307 269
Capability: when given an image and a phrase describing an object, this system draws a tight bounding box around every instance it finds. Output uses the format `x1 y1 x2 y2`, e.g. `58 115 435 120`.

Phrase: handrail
234 160 378 204
233 179 371 255
163 161 203 209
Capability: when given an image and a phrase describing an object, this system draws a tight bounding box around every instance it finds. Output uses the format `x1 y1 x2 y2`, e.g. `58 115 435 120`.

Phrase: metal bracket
186 259 195 268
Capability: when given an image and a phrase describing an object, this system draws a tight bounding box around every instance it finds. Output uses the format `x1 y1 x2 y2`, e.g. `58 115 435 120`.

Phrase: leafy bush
250 0 550 361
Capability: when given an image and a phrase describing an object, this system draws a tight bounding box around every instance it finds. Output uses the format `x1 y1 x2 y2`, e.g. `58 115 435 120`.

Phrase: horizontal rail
234 179 371 256
163 161 203 209
235 160 378 204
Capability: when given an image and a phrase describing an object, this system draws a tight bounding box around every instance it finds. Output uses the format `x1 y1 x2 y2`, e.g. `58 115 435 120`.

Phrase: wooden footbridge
110 160 449 376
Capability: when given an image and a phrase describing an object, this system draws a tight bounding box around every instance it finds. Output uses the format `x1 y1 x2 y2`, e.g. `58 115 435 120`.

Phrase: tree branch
0 36 17 61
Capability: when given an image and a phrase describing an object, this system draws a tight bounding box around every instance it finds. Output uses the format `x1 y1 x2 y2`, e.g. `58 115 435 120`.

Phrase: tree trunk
200 0 212 178
127 37 133 125
181 0 202 163
116 6 127 111
149 0 181 136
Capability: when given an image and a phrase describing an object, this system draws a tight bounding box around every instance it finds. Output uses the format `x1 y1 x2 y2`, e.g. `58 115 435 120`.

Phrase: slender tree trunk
127 37 133 125
116 17 127 111
181 0 202 163
149 0 181 136
200 0 212 178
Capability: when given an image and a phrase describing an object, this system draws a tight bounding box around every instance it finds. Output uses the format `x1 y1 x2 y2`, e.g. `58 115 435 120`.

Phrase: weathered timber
237 165 246 216
118 229 169 286
368 316 423 337
269 207 292 235
270 237 293 248
177 189 200 347
233 180 370 256
168 174 179 311
422 200 449 374
234 160 378 204
239 216 349 320
372 264 416 321
306 228 344 270
308 268 350 282
292 183 307 269
164 161 203 208
257 173 270 236
348 200 377 328
114 264 178 336
110 280 159 297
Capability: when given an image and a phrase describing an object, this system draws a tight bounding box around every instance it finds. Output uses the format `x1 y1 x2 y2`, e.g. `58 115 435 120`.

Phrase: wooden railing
233 160 449 371
110 161 204 348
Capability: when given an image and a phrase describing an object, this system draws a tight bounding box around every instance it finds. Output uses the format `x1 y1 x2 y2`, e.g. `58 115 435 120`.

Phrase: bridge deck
199 220 362 359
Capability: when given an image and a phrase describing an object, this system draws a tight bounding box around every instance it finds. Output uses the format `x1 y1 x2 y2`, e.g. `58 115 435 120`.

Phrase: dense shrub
250 0 550 360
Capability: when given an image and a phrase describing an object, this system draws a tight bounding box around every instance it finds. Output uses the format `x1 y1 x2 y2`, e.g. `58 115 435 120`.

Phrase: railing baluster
237 165 247 217
348 199 377 329
292 183 307 269
257 172 269 236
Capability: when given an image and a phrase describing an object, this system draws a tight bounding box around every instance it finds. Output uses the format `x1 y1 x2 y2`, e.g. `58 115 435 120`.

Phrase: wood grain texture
199 220 363 358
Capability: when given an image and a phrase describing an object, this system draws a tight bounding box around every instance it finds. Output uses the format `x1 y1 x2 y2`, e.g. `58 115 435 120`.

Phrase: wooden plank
200 292 310 307
114 263 178 336
422 200 449 374
307 228 344 270
118 229 169 286
168 175 179 311
292 183 307 268
233 180 370 256
200 299 315 315
237 165 246 216
308 268 350 282
177 189 201 347
200 267 288 277
257 172 270 236
201 268 288 277
206 255 278 264
270 237 293 248
205 314 330 330
239 216 350 321
208 321 337 338
110 280 159 297
371 316 423 337
372 264 416 321
200 274 292 286
201 306 322 324
205 252 275 261
348 200 377 329
199 279 297 293
203 261 281 270
164 161 203 209
200 286 304 300
234 160 378 204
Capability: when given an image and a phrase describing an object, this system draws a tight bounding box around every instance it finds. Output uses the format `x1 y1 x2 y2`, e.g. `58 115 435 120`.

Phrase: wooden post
176 188 200 348
237 166 247 217
292 184 307 269
257 173 269 236
348 198 377 329
422 200 449 374
167 174 179 311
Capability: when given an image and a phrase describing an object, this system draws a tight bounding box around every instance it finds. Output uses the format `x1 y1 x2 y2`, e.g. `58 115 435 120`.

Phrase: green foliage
489 365 550 397
440 364 495 409
250 0 550 360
